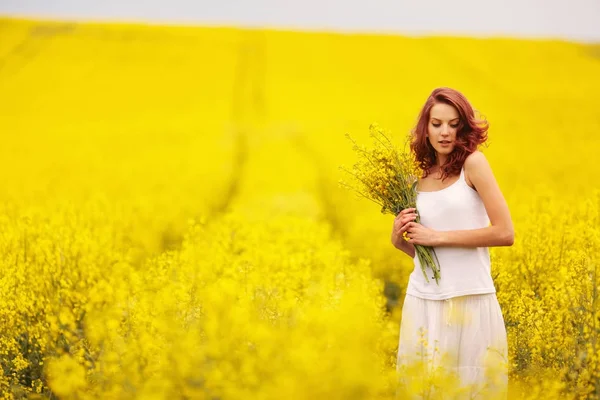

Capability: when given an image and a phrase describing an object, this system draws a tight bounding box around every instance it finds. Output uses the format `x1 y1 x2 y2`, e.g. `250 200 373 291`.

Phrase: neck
436 154 447 167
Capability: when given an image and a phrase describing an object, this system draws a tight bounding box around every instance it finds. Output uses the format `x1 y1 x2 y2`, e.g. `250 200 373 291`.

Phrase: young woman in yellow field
391 87 514 397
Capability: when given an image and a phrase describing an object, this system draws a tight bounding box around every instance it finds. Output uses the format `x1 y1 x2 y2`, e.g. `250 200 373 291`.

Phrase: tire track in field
210 30 266 215
163 31 264 248
0 22 75 77
292 134 403 313
290 134 348 239
159 31 264 249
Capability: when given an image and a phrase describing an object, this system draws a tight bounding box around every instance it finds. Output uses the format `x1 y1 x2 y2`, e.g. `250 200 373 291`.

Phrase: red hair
410 87 489 181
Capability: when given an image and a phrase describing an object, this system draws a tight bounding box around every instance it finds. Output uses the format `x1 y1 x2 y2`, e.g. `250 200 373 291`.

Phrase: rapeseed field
1 17 599 399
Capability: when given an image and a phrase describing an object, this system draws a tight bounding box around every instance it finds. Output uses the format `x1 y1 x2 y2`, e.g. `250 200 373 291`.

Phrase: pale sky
1 0 599 43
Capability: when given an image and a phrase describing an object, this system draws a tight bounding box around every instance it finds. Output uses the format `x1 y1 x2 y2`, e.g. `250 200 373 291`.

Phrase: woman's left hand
404 221 442 246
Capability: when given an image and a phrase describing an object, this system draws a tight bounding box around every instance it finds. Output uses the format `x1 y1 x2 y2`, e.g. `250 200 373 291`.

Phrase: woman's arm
406 151 514 248
393 235 416 258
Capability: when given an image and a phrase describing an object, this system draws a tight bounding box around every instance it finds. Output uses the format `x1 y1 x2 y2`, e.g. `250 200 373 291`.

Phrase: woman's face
427 102 460 158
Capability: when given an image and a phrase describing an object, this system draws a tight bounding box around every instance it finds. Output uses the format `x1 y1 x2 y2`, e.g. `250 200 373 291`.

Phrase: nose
441 125 450 135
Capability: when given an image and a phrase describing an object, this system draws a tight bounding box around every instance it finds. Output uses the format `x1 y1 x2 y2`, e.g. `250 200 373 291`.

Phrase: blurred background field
0 8 600 400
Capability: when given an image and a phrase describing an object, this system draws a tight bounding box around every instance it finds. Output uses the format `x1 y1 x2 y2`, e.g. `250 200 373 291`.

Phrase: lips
439 141 452 144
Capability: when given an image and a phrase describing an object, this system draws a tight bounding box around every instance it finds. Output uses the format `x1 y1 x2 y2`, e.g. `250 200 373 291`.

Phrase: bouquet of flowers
339 123 441 284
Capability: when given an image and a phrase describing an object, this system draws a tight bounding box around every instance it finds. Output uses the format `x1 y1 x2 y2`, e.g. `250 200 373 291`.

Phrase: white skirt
396 293 508 399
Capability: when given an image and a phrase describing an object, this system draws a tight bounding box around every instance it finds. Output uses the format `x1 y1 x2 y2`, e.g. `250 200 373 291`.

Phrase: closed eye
432 123 459 128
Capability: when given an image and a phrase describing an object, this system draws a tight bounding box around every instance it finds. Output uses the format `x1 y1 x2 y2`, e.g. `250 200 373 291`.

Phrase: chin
436 147 455 155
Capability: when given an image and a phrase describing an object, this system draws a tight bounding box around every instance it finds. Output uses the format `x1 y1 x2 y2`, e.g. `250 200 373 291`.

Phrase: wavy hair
410 87 489 181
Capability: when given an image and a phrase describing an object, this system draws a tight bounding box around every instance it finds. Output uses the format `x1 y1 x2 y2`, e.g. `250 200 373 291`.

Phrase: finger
402 214 418 224
405 222 420 232
397 211 417 225
398 220 411 230
399 208 416 216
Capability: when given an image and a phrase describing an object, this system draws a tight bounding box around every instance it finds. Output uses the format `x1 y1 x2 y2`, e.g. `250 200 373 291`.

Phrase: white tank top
406 165 496 300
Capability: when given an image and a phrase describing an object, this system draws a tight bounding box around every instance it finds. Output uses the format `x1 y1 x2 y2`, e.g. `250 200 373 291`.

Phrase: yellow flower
46 355 87 397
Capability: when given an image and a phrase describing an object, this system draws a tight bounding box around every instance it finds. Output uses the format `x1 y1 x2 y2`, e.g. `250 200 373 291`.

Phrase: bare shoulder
464 150 489 169
463 151 493 189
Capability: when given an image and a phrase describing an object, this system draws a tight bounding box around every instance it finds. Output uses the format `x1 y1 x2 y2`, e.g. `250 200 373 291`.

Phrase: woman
391 87 514 398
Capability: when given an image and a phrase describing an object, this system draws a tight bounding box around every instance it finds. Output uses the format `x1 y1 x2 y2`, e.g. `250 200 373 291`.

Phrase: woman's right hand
391 208 418 250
